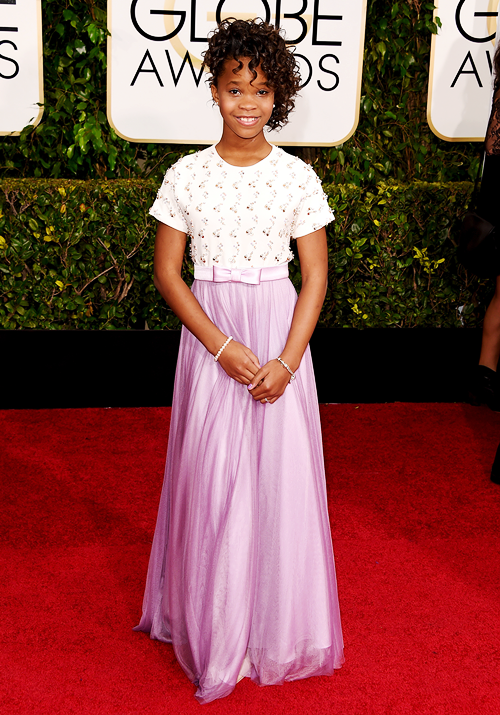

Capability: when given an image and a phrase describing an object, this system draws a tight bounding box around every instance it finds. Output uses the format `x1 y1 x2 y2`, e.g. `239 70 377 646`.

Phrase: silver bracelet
214 336 233 362
276 357 296 381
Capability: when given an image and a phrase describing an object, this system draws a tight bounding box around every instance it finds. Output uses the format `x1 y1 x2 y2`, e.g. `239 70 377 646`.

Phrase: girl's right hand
216 340 260 385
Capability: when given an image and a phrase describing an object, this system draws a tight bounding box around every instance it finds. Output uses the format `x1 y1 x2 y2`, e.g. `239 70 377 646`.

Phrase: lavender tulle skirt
134 277 344 703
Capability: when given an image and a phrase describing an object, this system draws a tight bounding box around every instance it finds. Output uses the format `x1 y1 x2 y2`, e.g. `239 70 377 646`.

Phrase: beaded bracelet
214 336 233 362
276 357 296 382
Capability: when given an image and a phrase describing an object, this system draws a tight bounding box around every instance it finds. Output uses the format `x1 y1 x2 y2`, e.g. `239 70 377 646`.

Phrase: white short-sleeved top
149 144 334 269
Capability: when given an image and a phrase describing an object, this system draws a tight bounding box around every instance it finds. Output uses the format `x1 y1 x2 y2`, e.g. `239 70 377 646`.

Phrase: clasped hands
217 339 292 404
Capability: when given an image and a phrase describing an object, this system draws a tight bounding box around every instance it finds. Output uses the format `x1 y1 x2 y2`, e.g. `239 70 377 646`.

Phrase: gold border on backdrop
0 0 44 137
106 0 203 145
330 0 368 148
106 0 368 147
427 0 499 142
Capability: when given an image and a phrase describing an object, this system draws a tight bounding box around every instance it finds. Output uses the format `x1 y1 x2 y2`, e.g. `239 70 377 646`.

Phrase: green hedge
0 178 491 330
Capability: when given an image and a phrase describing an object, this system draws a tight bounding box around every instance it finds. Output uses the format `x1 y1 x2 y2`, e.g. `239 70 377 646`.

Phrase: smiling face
211 57 275 141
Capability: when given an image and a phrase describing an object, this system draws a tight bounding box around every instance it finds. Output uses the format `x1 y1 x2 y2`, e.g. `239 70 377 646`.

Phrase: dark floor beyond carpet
1 404 499 714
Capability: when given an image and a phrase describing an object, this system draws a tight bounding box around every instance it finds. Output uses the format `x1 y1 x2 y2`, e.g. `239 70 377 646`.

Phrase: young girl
134 18 344 704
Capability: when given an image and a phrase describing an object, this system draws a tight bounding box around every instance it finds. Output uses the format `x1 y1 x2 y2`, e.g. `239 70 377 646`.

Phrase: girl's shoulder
272 147 323 188
165 146 216 180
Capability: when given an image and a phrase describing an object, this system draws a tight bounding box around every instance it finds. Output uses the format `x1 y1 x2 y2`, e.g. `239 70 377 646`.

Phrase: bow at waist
194 264 289 284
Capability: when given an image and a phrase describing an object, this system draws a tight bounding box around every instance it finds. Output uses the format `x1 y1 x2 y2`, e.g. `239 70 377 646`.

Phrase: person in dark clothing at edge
471 38 500 485
470 41 500 412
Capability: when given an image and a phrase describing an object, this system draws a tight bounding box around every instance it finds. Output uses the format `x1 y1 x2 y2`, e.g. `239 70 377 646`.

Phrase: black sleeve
485 89 500 156
476 89 500 227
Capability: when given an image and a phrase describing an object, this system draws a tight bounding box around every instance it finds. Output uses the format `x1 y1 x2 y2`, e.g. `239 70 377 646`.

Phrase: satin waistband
193 264 289 285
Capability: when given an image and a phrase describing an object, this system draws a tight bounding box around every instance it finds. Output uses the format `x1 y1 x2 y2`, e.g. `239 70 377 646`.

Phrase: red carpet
1 404 500 714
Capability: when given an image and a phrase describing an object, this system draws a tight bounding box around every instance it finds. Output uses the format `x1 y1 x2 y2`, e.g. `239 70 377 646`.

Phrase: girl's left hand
247 359 293 404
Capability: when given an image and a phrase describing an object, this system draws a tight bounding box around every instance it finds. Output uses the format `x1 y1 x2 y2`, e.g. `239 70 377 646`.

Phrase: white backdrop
0 0 43 135
107 0 367 146
428 0 499 141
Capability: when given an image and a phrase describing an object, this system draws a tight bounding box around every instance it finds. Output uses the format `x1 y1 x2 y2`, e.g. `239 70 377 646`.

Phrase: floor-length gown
134 276 344 704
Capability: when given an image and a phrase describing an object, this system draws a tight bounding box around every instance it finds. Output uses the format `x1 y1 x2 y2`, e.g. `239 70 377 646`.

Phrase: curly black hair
495 43 500 92
202 18 301 131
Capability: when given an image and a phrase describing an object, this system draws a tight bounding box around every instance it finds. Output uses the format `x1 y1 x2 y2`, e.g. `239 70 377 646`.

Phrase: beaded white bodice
149 145 334 269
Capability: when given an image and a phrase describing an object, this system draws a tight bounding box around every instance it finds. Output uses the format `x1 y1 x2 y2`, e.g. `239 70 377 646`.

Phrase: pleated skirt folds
135 277 344 703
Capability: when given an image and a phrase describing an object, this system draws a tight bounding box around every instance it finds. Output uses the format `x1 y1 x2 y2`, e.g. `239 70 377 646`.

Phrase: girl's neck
215 132 272 167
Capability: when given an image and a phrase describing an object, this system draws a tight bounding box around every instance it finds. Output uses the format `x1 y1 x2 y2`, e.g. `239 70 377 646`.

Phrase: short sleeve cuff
148 165 189 233
148 202 188 232
292 204 335 239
